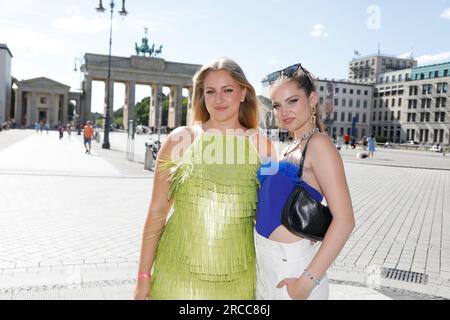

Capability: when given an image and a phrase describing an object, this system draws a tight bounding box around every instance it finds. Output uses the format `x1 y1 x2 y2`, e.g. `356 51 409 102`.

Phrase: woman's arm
279 133 355 299
305 133 355 280
134 127 194 299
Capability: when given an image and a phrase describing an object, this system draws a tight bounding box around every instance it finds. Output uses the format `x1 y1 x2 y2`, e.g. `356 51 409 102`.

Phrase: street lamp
96 0 128 149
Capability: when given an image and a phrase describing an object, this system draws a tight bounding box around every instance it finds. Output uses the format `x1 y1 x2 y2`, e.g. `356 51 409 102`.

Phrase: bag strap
298 133 317 178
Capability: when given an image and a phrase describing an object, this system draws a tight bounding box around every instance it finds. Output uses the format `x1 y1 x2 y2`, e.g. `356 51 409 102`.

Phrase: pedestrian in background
83 121 94 154
57 124 64 140
368 135 376 158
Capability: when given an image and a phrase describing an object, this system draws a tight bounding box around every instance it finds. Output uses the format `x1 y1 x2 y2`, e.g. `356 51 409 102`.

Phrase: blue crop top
256 160 326 239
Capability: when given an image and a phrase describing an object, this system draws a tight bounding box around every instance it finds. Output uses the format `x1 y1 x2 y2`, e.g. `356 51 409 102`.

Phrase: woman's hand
134 279 151 300
277 276 316 300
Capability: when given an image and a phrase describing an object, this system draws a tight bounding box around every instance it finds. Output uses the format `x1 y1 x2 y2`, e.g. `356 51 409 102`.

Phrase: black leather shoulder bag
281 134 333 241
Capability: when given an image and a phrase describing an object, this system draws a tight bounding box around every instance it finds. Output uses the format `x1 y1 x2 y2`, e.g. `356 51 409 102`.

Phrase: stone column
15 88 23 126
186 86 194 126
150 84 163 129
49 93 56 126
62 93 69 125
104 79 114 118
29 91 37 127
82 77 92 125
124 81 136 130
174 85 184 128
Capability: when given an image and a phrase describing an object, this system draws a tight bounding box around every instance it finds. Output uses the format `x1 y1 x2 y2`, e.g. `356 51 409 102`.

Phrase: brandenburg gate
80 53 201 130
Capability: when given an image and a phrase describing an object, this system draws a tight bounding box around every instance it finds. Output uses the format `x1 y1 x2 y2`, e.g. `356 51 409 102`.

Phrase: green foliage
375 135 387 143
135 97 150 126
114 116 123 127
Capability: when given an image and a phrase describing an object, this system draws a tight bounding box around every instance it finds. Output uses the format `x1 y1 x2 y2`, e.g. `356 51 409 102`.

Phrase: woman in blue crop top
255 64 355 300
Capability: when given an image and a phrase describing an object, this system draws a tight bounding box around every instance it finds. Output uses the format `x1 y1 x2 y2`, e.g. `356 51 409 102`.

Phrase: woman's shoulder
308 133 337 156
159 126 198 160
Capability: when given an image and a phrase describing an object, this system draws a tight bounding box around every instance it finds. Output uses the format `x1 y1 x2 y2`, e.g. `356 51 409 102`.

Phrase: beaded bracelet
302 269 321 286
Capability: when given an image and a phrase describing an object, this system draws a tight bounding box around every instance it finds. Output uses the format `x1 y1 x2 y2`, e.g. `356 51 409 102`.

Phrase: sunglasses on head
265 63 313 85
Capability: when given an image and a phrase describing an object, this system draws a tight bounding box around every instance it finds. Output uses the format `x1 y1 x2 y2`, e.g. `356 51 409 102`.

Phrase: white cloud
311 24 328 38
0 26 66 57
398 52 414 59
440 8 450 20
416 52 450 65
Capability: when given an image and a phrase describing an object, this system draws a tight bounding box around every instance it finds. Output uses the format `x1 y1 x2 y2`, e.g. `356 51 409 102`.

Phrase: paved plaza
0 129 449 300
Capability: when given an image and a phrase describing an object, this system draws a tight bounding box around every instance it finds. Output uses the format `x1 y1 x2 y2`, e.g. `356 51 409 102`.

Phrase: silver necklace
284 127 319 157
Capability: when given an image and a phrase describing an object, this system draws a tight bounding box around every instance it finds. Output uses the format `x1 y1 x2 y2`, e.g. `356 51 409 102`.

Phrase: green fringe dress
151 132 260 300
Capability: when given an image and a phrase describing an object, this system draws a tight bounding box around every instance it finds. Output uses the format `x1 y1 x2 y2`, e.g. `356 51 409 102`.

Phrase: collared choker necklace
284 127 319 156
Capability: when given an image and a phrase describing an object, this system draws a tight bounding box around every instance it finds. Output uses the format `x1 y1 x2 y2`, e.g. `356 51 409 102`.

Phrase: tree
135 97 150 126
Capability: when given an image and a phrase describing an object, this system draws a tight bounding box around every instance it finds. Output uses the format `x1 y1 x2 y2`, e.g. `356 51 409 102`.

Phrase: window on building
384 111 388 121
413 100 418 109
428 84 433 94
391 111 395 121
444 69 449 77
437 83 442 94
342 99 346 107
435 112 440 122
350 89 354 94
443 83 448 93
374 100 377 108
437 98 441 108
356 100 361 108
392 75 396 82
319 97 324 105
378 112 382 121
320 86 324 91
435 71 439 78
385 100 389 107
334 98 339 106
386 76 390 83
364 101 368 108
357 90 361 95
392 98 395 107
421 112 425 122
443 97 447 107
399 75 403 82
341 112 345 121
422 85 427 95
412 113 416 122
343 88 347 94
420 73 425 80
364 90 368 95
373 112 376 121
379 77 384 84
349 99 353 107
335 87 339 94
348 113 352 122
363 114 367 123
427 99 431 108
333 112 338 121
421 98 426 109
40 97 47 104
398 98 402 107
397 111 401 120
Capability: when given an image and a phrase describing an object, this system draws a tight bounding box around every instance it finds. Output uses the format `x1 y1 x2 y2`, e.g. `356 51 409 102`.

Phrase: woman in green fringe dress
134 58 275 300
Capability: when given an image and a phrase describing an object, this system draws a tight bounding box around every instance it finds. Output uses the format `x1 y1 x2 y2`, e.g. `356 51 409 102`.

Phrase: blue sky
1 0 449 114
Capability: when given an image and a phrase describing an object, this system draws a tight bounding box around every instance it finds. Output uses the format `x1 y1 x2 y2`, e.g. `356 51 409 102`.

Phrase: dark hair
273 66 325 133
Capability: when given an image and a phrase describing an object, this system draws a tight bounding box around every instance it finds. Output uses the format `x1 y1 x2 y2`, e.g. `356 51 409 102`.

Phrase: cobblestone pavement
0 129 448 300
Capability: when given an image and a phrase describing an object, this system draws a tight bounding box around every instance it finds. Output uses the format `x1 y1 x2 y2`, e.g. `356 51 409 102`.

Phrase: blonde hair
192 58 258 129
273 67 325 133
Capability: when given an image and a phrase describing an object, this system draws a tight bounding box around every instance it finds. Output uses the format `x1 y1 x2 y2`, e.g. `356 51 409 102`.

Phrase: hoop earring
310 105 317 124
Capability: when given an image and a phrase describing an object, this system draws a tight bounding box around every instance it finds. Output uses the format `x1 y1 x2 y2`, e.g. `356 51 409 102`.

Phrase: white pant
255 230 329 300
